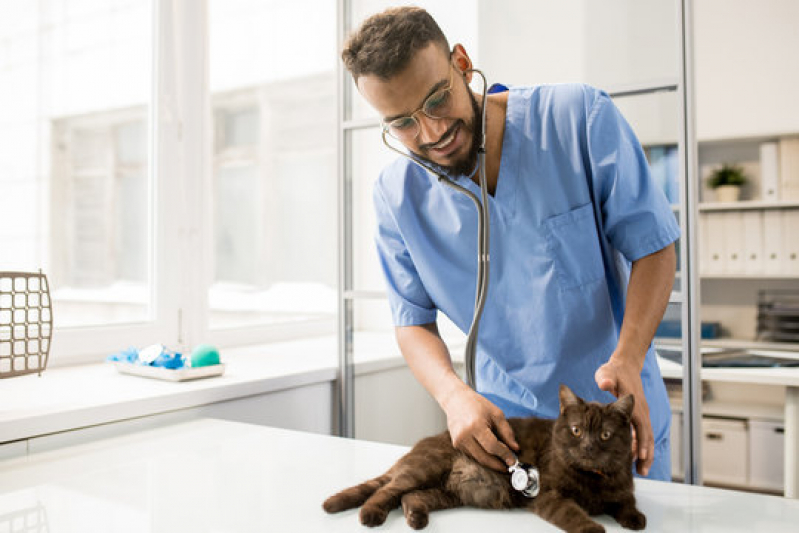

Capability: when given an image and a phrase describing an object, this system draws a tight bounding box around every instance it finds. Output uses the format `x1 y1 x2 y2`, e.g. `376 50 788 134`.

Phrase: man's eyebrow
383 77 449 123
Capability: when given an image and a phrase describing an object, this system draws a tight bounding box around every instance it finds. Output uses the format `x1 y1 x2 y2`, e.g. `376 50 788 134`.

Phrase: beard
411 86 483 178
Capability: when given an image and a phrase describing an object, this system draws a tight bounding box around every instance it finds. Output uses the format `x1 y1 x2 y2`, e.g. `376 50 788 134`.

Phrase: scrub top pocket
543 203 605 291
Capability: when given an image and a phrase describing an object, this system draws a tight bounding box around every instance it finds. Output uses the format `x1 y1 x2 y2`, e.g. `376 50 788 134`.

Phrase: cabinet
749 419 786 492
702 417 749 486
670 408 785 493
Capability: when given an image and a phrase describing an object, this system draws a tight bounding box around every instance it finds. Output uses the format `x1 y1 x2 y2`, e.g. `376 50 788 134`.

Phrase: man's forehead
356 44 450 118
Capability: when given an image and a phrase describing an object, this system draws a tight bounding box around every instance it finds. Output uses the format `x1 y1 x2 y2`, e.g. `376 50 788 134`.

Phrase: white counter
0 332 440 444
0 418 797 532
657 354 799 497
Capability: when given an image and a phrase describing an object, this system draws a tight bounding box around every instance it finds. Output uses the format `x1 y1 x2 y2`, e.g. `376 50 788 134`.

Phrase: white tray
113 362 225 382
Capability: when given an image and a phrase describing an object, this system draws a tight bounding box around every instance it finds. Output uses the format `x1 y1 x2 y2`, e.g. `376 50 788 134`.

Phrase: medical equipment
508 458 541 498
380 67 490 391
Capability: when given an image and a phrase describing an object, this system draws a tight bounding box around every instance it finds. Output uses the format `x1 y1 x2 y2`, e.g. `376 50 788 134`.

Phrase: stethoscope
380 67 540 499
380 66 491 392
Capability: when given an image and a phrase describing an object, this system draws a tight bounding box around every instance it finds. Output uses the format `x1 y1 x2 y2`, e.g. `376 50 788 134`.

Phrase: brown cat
323 384 646 533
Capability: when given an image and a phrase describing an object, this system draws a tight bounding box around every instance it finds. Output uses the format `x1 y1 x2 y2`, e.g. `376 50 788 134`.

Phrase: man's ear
559 384 582 414
451 43 473 83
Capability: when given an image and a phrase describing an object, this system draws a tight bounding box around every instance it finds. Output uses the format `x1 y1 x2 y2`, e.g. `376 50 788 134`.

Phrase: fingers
594 365 618 396
493 414 520 452
463 435 509 472
474 426 517 469
632 410 654 477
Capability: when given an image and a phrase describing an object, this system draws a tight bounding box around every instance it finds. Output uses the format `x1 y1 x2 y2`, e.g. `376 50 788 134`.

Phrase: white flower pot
715 185 741 202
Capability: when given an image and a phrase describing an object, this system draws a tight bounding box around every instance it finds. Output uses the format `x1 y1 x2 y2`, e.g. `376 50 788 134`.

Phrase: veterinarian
341 7 679 481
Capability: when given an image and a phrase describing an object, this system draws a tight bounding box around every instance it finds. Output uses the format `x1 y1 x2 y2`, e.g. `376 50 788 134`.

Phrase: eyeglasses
382 66 456 142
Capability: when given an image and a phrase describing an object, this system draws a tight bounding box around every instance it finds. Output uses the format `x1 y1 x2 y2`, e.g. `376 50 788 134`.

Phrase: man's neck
475 91 509 195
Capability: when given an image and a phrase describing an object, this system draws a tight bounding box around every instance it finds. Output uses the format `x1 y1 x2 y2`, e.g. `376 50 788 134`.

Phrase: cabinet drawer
670 411 683 480
748 419 784 492
702 417 748 486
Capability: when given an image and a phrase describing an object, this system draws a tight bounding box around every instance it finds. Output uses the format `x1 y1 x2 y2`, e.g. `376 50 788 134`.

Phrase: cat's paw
404 509 429 530
322 496 345 514
360 505 389 527
617 508 646 530
574 524 605 533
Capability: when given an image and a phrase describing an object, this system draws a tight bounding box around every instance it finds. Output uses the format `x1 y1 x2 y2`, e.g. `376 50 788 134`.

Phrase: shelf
669 397 784 422
699 200 799 212
656 337 799 353
670 201 799 212
674 271 799 280
700 274 799 280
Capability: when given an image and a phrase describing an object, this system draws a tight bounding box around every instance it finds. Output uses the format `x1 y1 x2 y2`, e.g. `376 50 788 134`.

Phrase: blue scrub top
372 84 680 446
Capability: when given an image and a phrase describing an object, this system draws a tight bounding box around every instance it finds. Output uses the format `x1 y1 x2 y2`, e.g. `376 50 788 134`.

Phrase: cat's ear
612 394 635 419
559 384 582 414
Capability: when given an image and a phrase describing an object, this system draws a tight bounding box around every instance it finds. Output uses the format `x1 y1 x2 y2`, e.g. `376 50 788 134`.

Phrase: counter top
1 332 459 444
1 418 797 532
656 355 799 386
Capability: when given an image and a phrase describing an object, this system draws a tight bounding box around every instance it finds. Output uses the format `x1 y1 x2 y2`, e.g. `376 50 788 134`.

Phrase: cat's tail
323 473 391 513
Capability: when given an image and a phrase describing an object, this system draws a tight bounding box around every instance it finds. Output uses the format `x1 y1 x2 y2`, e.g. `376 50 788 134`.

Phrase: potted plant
708 163 747 202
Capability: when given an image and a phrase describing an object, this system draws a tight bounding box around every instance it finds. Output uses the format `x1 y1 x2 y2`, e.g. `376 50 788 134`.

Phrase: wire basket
0 271 53 378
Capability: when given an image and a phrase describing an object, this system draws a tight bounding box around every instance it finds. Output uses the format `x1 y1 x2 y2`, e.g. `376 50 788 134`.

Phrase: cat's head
552 384 634 475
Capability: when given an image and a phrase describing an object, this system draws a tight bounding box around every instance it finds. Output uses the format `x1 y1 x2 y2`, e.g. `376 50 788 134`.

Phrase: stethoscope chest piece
509 460 540 498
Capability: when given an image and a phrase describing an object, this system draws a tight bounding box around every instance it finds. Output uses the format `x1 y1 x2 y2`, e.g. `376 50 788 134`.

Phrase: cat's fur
323 385 646 533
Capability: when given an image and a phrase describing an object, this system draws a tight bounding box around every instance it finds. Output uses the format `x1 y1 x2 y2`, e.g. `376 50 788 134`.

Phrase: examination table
0 419 797 531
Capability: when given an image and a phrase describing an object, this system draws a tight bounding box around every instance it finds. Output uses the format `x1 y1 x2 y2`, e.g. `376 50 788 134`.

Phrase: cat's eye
600 430 612 441
571 425 582 438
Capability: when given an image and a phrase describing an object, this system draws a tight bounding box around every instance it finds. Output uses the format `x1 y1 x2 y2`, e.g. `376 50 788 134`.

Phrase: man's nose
416 113 448 146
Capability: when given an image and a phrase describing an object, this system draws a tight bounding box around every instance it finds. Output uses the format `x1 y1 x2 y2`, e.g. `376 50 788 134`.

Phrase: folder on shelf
703 212 727 275
759 141 780 201
722 211 745 275
779 137 799 201
742 210 764 275
782 210 799 276
698 212 711 275
763 210 783 275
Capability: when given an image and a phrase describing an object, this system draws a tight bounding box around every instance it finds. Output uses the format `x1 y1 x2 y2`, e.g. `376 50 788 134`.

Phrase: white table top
1 419 797 532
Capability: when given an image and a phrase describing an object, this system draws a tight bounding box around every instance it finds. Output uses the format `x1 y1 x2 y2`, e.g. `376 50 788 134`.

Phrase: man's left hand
594 355 653 477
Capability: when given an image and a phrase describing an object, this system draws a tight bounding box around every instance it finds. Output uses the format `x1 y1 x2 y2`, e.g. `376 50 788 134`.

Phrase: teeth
434 128 456 150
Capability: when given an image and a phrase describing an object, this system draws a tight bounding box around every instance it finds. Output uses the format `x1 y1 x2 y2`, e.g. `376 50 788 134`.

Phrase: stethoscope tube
381 68 490 390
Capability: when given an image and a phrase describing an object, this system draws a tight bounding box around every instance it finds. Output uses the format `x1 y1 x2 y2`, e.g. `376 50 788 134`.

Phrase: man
342 7 679 480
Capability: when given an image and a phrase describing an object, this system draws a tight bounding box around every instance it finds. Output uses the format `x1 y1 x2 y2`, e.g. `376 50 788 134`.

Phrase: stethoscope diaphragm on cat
508 458 540 498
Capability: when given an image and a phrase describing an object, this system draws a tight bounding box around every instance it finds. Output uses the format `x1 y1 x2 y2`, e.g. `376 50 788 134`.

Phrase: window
51 110 149 327
0 0 154 335
0 0 339 361
208 0 338 333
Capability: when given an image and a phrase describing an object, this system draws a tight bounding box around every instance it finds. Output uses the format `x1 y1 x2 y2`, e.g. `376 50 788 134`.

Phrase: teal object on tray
191 344 220 367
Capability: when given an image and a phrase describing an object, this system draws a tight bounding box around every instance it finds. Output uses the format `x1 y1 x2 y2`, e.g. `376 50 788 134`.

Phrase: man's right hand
441 384 520 472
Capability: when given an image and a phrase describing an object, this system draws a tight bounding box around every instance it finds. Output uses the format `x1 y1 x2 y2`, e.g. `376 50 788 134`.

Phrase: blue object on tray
107 345 186 369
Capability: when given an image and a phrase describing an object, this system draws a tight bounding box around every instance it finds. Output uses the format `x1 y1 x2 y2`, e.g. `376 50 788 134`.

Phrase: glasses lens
422 87 453 119
387 117 419 141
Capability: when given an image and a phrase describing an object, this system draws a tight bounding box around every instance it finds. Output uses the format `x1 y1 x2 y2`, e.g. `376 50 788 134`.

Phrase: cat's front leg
528 491 605 533
606 496 646 530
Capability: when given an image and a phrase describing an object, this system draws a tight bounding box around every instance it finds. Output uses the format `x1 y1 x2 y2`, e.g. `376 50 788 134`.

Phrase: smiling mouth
423 121 462 155
432 126 458 150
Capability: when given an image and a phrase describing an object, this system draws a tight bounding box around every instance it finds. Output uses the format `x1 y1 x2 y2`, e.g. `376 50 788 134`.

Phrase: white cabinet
670 409 786 492
671 411 683 480
749 419 785 492
702 417 749 487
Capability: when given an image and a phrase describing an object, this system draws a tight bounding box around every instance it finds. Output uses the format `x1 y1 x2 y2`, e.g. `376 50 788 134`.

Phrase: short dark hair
341 6 450 82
